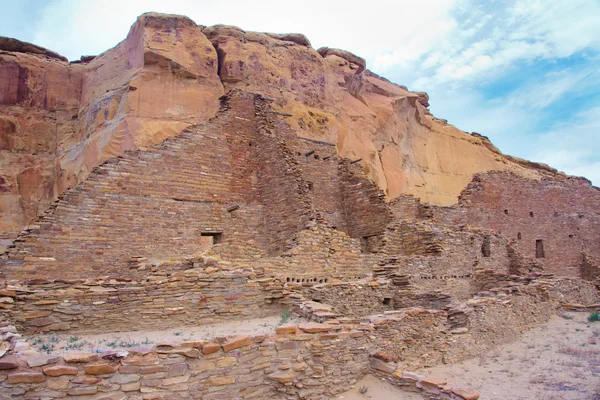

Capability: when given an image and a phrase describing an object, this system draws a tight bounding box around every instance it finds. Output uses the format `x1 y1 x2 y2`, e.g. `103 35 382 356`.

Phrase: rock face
0 12 559 247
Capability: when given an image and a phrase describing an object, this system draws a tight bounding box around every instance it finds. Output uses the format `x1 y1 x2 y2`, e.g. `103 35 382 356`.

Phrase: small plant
174 332 182 336
40 343 54 354
33 337 43 345
561 313 574 320
106 340 118 348
68 335 80 343
359 385 368 394
65 342 84 350
588 312 599 323
49 336 60 343
142 337 153 345
279 310 292 325
118 340 141 348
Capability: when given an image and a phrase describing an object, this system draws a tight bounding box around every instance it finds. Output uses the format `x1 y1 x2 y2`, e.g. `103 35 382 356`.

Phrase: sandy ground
28 314 304 355
338 374 422 400
418 311 600 400
339 312 600 400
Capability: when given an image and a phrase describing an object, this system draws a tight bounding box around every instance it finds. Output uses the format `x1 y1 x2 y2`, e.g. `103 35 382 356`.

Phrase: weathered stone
369 357 396 374
298 323 333 333
121 381 142 392
43 365 78 376
68 386 98 396
110 373 140 384
85 363 118 375
222 336 251 352
202 343 221 355
0 355 20 370
206 375 235 386
26 355 60 368
268 371 296 384
7 372 46 384
64 352 99 363
452 387 480 400
275 324 298 334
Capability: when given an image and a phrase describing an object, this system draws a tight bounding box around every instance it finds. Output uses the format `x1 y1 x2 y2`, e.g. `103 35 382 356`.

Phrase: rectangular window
481 236 491 257
200 232 223 251
535 239 545 258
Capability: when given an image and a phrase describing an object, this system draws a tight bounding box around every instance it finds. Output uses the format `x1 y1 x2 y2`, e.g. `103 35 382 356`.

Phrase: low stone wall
301 279 396 318
0 275 597 399
0 322 372 400
1 263 285 335
370 355 480 400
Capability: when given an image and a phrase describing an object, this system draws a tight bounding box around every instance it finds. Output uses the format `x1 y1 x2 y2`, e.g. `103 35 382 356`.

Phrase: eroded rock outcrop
0 12 559 247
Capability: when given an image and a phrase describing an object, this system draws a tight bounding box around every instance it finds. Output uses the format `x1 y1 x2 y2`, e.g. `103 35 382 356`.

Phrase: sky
2 0 600 184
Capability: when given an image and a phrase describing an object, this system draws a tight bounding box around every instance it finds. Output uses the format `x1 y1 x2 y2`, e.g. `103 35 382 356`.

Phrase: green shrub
589 312 599 323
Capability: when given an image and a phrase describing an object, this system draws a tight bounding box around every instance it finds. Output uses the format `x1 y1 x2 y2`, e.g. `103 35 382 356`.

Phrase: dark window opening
535 239 545 258
530 211 534 217
382 298 392 306
569 234 574 238
200 232 223 251
481 235 491 257
554 212 559 217
361 235 378 253
504 209 509 215
307 181 314 192
517 232 522 240
579 213 584 218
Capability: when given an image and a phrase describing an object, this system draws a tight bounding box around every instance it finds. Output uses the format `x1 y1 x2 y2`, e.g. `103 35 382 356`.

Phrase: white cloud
533 106 600 184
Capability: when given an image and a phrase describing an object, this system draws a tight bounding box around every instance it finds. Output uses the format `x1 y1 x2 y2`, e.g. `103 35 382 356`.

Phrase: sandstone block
452 388 480 400
64 352 99 363
222 336 251 352
68 386 98 396
0 355 20 370
207 376 235 386
110 373 140 384
26 355 60 367
268 371 296 384
121 381 142 392
43 365 78 376
202 343 221 355
85 363 118 375
8 372 46 384
276 324 298 334
369 357 396 374
298 322 333 333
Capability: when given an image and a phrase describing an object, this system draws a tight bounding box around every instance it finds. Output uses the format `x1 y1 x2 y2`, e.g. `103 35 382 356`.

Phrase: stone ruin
0 12 599 400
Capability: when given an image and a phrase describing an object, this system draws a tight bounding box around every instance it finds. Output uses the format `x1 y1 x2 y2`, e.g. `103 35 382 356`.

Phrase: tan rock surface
0 12 558 246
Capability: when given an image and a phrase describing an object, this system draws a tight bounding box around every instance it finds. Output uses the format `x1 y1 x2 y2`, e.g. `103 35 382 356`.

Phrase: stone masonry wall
0 323 372 400
2 261 284 335
289 138 346 231
454 172 600 276
3 92 268 279
254 107 313 255
338 161 392 241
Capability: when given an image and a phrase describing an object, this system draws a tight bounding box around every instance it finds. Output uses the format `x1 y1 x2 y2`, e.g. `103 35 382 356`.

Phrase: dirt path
417 312 600 400
337 374 422 400
339 312 600 400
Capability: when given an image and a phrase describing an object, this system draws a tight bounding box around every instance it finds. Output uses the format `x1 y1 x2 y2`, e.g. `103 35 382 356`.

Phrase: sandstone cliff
0 12 556 246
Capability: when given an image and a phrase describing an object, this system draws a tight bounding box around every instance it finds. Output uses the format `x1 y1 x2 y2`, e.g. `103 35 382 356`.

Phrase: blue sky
2 0 600 184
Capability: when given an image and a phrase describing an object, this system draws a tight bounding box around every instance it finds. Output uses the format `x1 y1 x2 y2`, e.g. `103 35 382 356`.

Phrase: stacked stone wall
2 262 284 335
290 138 346 230
454 172 600 276
254 109 313 255
338 161 392 241
3 92 268 279
0 323 372 400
